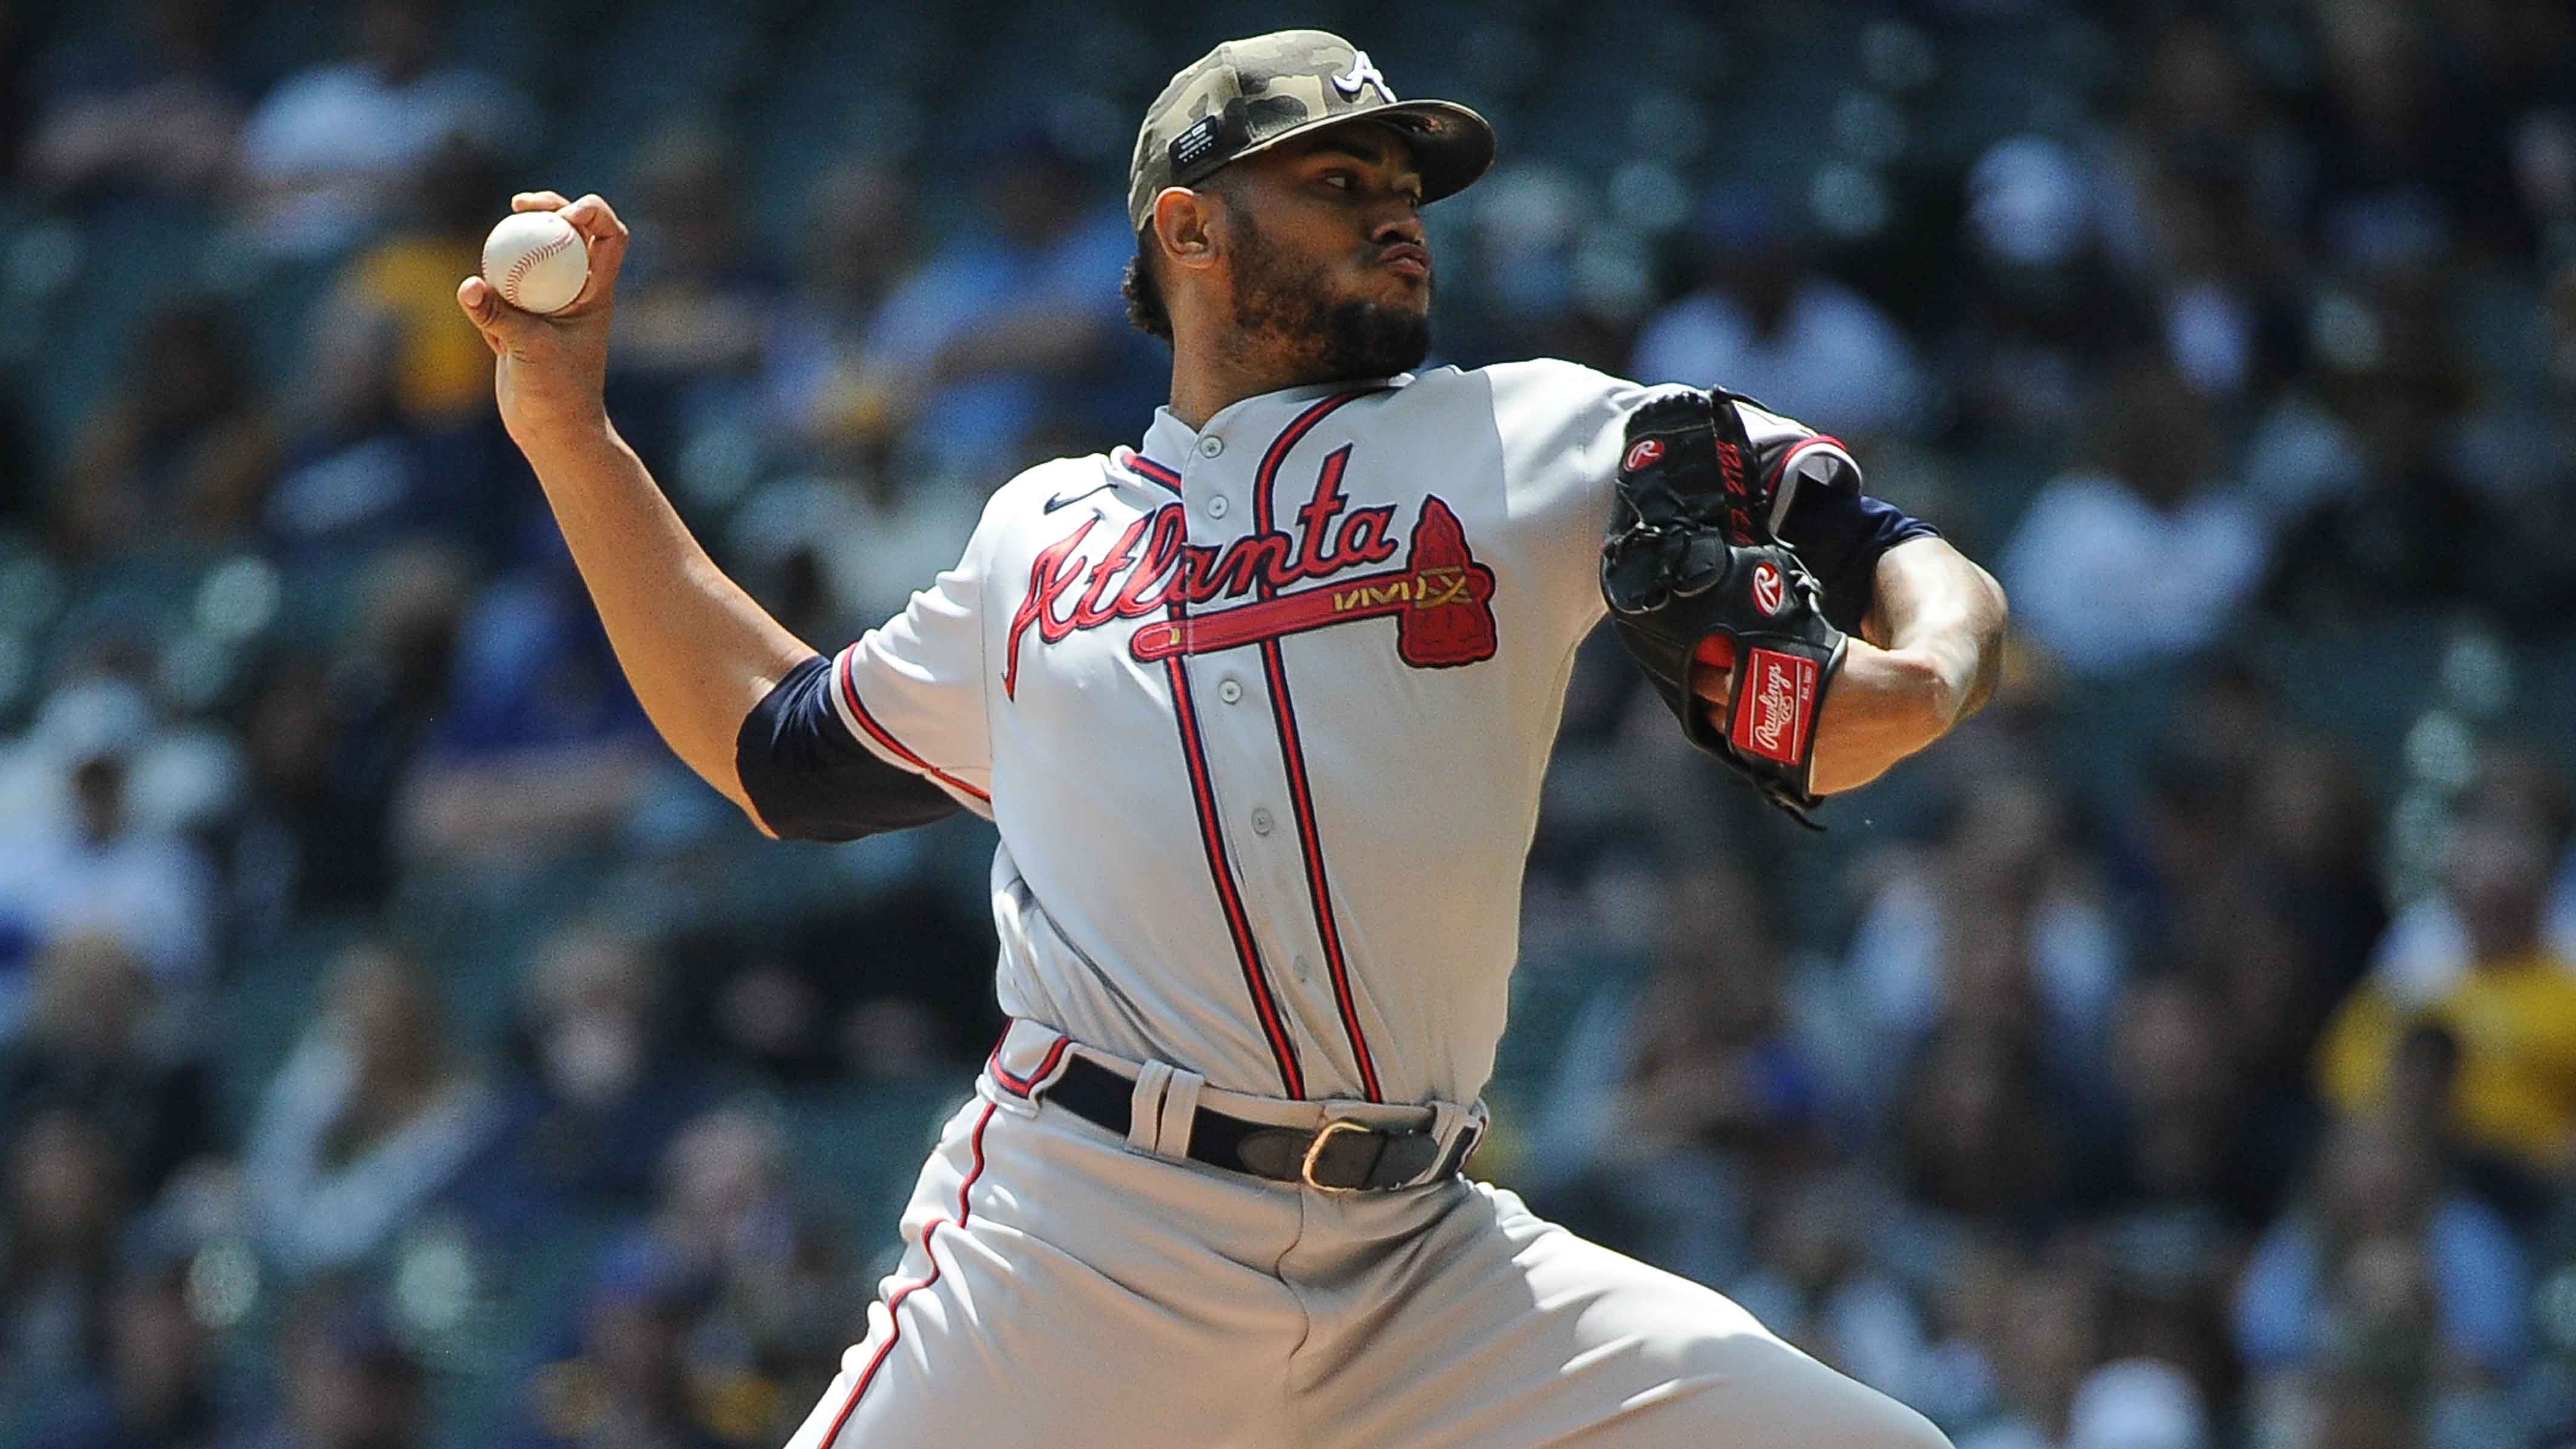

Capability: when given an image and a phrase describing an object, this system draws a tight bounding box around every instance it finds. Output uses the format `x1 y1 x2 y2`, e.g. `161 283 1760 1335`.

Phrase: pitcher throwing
458 29 2003 1448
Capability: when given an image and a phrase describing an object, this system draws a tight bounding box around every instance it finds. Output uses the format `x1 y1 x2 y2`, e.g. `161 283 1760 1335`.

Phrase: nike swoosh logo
1043 484 1112 513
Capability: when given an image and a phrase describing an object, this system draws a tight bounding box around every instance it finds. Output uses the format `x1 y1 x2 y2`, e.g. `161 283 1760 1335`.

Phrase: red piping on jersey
1251 392 1385 1102
1163 600 1306 1099
986 1027 1072 1098
816 1097 999 1444
836 647 991 804
1119 448 1184 493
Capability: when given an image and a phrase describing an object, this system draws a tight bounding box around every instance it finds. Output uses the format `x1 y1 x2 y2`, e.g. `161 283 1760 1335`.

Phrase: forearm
1810 537 2006 794
1810 643 1965 795
516 421 812 814
459 191 829 827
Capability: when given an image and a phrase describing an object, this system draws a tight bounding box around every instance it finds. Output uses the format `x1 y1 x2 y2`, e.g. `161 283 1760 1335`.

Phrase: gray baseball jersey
769 360 1950 1449
825 361 1861 1107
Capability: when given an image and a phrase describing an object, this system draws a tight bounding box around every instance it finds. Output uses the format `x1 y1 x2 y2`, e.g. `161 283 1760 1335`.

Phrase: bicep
1861 535 2007 649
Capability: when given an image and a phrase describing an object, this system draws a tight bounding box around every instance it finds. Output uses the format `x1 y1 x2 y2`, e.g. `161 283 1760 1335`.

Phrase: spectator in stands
2111 14 2307 255
323 138 510 434
2164 887 2341 1218
2125 151 2303 406
1846 774 2124 1093
22 0 245 206
0 1110 128 1398
2092 19 2307 409
33 1234 223 1449
611 128 778 406
2445 255 2576 628
2301 0 2522 267
53 299 276 559
848 123 1151 474
2253 277 2497 623
268 142 535 570
1953 1248 2107 1449
2241 735 2388 1000
242 943 498 1276
508 1230 727 1449
653 1106 860 1436
2370 744 2576 1009
0 680 217 1000
231 544 470 929
0 932 211 1201
232 1283 425 1449
2000 364 2267 676
763 160 916 464
1630 181 1929 439
1948 134 2156 450
2094 973 2275 1230
462 924 714 1235
1727 1168 1938 1411
2321 809 2576 1189
1893 1020 2079 1238
390 557 662 864
1526 862 1825 1285
232 0 530 259
2235 1109 2526 1392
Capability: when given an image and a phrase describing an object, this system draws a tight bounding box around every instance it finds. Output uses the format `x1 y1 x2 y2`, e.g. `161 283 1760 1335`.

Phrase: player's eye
1320 172 1356 191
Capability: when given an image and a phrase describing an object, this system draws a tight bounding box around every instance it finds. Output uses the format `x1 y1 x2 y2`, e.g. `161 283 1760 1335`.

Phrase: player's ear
1152 186 1220 275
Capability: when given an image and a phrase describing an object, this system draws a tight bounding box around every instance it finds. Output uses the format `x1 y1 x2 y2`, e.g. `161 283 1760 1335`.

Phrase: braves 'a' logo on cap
1333 50 1394 103
1750 560 1784 616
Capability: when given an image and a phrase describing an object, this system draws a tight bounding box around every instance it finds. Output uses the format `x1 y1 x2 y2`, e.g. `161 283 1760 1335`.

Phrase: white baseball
481 210 591 315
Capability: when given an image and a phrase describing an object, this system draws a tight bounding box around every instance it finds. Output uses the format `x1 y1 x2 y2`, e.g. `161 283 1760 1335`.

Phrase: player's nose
1368 208 1426 249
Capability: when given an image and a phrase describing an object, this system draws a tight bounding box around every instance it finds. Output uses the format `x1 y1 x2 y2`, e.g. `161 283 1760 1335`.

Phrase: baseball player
456 30 2003 1449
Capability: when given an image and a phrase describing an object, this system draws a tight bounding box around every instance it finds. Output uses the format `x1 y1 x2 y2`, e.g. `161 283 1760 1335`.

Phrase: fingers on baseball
555 193 629 309
511 191 571 212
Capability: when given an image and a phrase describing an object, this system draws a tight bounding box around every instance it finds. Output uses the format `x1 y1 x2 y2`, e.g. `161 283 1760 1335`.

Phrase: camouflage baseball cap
1128 31 1496 234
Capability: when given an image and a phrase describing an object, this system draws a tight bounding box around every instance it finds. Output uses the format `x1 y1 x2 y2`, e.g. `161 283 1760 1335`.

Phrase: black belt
1042 1054 1476 1192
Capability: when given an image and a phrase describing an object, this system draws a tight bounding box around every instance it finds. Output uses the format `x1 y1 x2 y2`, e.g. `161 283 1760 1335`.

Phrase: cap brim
1235 99 1497 209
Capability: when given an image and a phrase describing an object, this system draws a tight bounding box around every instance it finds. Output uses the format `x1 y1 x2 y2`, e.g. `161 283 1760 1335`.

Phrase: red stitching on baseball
501 228 576 306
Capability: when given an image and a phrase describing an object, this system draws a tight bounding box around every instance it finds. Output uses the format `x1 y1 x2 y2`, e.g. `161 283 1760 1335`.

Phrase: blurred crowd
0 0 2572 1446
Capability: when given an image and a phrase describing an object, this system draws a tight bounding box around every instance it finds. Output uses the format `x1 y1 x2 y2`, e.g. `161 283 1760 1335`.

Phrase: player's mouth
1376 242 1431 281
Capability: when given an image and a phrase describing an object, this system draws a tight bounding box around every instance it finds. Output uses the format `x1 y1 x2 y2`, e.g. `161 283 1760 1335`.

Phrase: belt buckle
1299 1119 1373 1194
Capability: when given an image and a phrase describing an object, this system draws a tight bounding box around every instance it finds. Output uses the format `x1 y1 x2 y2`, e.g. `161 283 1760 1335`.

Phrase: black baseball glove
1600 389 1847 826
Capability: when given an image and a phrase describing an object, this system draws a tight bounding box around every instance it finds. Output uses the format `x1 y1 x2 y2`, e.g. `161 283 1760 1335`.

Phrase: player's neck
1167 330 1325 432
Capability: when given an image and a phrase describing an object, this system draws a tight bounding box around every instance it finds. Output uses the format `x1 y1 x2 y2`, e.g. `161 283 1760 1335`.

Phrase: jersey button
1292 955 1312 984
1250 807 1275 836
1217 678 1244 705
1198 435 1224 458
1208 495 1230 519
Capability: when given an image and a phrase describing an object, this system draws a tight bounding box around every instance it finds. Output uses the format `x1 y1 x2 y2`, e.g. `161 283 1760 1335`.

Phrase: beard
1227 212 1431 382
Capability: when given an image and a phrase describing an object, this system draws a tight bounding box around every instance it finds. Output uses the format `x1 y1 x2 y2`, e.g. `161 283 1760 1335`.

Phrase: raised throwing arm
456 192 812 831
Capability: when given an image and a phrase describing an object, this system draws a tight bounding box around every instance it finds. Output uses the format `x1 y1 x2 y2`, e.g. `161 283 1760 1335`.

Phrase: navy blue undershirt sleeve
1777 482 1940 636
735 654 963 842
